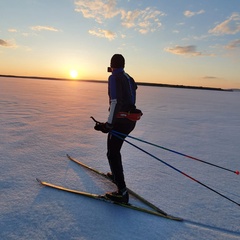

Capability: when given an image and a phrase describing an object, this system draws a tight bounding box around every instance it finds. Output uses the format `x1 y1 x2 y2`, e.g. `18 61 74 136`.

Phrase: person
94 54 142 204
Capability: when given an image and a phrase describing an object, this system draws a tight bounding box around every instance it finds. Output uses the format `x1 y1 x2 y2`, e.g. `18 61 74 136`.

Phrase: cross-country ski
66 154 168 215
36 178 183 221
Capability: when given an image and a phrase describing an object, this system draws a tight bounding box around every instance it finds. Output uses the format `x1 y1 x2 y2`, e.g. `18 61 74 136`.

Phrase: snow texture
1 77 240 240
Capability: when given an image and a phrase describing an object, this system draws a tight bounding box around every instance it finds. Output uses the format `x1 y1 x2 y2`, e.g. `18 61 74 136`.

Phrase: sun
70 69 78 79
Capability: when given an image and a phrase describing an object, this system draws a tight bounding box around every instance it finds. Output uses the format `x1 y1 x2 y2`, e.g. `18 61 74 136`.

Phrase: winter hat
110 54 125 68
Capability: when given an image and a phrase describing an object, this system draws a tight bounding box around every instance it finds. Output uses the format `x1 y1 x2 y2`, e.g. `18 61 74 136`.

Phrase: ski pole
111 131 240 207
111 130 239 176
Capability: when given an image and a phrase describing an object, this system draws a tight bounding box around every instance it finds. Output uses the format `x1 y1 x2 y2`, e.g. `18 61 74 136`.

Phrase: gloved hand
94 122 113 133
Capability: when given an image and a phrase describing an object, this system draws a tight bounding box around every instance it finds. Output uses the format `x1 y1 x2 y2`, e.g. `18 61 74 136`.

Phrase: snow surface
1 77 240 240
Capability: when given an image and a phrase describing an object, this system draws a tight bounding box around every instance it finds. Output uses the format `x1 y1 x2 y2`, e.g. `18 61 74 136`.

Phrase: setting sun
70 70 78 79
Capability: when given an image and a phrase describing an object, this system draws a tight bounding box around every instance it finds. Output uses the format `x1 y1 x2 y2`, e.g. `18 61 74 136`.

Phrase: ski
67 154 171 216
36 178 183 221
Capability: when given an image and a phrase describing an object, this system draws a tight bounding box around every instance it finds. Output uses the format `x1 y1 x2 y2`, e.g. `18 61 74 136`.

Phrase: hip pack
116 109 143 121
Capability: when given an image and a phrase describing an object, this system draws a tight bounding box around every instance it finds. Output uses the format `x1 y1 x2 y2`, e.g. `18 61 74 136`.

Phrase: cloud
74 0 165 35
8 29 18 32
184 9 205 17
209 13 240 35
164 45 202 57
30 26 59 32
75 0 119 23
225 39 240 49
0 39 16 48
0 39 10 47
88 28 116 40
121 7 164 34
203 76 218 79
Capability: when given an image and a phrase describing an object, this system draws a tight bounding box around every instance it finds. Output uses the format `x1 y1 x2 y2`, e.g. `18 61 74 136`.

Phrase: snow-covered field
1 77 240 240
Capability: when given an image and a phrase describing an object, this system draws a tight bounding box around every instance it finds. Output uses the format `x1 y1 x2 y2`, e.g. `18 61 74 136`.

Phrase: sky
0 0 240 89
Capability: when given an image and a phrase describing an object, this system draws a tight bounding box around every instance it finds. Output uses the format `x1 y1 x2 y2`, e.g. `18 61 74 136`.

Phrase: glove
94 122 113 133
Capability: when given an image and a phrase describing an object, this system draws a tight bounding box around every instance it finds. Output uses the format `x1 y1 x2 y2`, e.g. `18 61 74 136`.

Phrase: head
110 54 125 69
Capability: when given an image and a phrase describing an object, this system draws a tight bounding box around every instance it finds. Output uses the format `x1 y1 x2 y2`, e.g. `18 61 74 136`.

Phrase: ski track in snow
1 77 240 240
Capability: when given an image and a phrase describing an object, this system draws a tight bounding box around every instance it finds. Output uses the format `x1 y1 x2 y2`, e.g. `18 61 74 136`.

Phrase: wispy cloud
164 45 202 57
121 7 164 34
8 29 18 32
225 39 240 49
75 0 119 23
30 26 59 32
203 76 218 79
209 13 240 35
0 39 16 48
184 9 205 17
88 28 116 40
74 0 165 36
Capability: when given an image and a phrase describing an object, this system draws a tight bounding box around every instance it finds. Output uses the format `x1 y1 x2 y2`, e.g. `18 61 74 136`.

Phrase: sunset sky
1 0 240 88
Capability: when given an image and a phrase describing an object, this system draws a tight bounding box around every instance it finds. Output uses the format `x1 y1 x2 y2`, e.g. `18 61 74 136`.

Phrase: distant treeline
136 82 232 91
0 74 233 92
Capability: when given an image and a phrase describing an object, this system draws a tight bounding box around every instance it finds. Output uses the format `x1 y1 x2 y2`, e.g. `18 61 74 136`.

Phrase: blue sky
1 0 240 88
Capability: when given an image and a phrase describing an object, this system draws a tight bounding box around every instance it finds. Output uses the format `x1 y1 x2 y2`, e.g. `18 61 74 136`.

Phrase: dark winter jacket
107 68 137 124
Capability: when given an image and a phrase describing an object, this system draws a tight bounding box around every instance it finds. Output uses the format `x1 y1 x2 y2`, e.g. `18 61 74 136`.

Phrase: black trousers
107 118 136 191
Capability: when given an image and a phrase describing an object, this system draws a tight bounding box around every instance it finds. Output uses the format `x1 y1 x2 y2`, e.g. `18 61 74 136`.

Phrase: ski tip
36 178 42 183
235 170 239 175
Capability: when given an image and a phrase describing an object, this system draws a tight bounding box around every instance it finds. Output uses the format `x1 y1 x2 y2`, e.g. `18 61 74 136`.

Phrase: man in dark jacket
94 54 141 203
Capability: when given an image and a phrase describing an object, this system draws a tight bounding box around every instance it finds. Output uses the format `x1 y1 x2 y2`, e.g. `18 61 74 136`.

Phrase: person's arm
107 75 120 125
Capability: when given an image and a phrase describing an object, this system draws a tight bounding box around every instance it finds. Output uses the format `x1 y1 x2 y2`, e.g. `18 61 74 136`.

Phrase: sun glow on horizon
70 69 78 79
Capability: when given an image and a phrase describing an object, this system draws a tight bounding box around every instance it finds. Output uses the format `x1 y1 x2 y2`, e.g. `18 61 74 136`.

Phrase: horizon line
0 74 235 92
